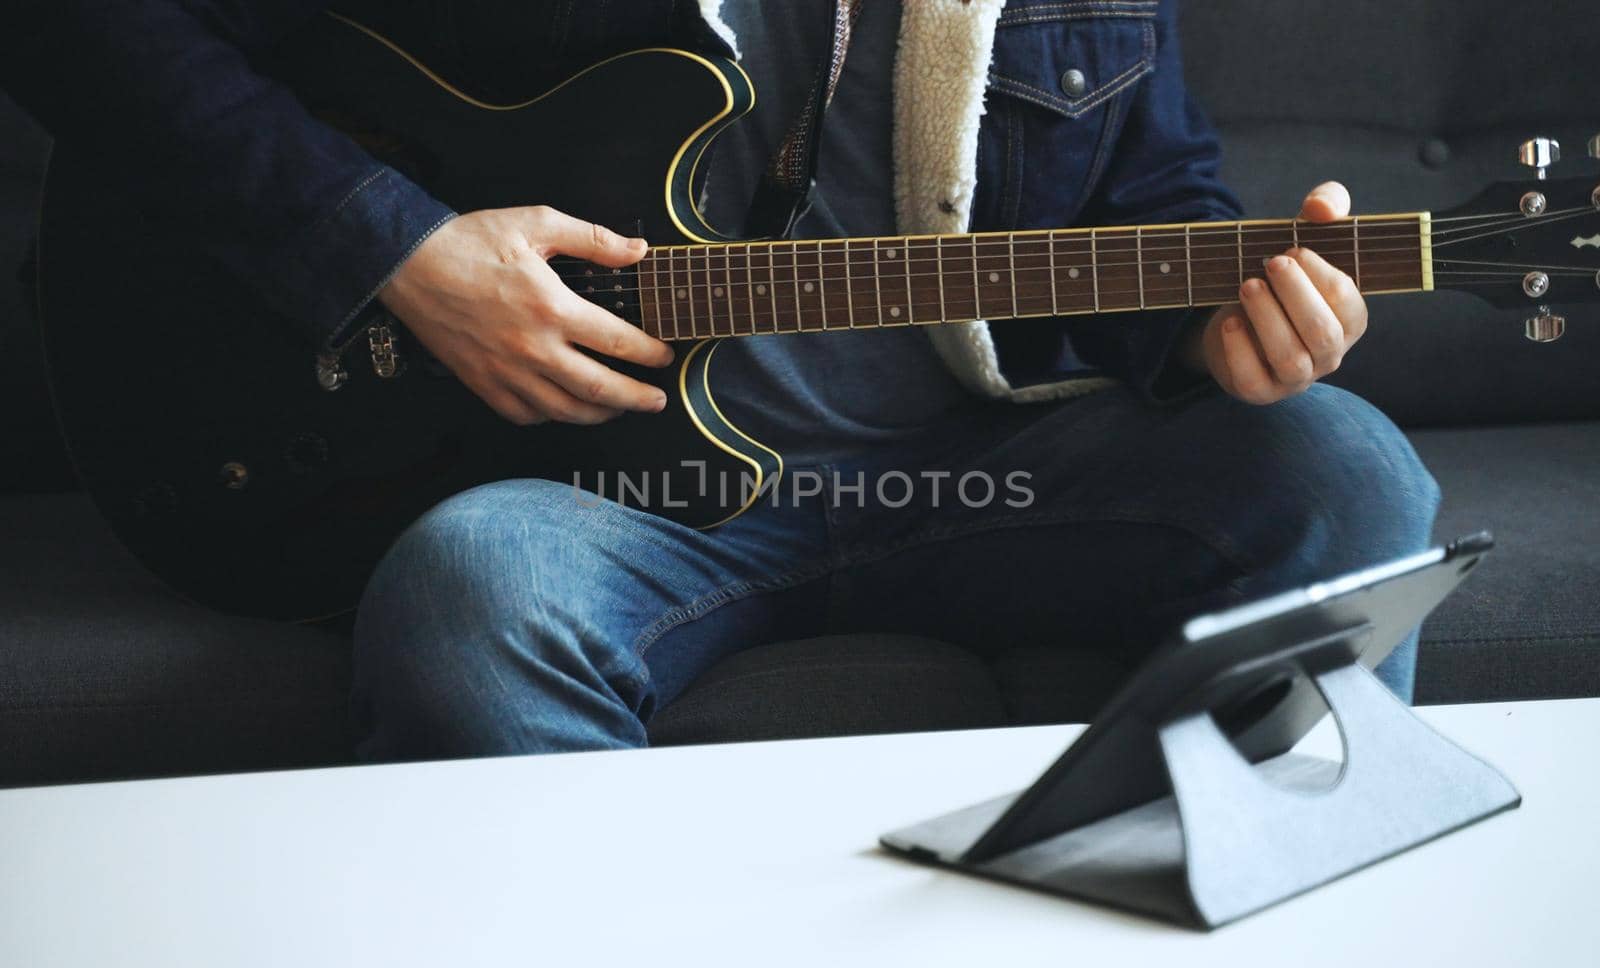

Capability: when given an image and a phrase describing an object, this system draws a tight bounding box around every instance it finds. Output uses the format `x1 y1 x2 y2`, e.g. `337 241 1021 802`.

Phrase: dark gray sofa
4 0 1598 788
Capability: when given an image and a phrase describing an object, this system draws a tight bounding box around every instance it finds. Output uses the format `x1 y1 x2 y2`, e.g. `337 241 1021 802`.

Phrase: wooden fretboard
632 214 1432 340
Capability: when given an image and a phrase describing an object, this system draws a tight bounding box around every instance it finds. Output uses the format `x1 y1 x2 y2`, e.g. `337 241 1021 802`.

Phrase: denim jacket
2 0 1240 399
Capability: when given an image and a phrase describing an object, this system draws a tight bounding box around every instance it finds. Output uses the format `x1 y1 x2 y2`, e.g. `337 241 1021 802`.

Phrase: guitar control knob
1524 307 1566 343
219 461 251 491
315 353 349 392
1518 137 1561 180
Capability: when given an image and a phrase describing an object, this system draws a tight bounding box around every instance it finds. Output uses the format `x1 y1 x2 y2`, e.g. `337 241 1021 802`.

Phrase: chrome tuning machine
1518 137 1561 181
1524 306 1566 343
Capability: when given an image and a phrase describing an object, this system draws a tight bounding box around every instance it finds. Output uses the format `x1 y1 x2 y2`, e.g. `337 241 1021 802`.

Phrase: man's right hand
378 205 674 426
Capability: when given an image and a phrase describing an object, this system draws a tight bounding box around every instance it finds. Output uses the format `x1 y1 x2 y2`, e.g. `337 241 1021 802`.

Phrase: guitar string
637 277 1431 328
557 249 1591 300
553 211 1547 283
547 210 1596 306
564 242 1438 280
639 269 1591 335
616 205 1597 256
551 207 1596 283
555 212 1597 291
558 254 1442 301
636 267 1585 321
576 209 1593 283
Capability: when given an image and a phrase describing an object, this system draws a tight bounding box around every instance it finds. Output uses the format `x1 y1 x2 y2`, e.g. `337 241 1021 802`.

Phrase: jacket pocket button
1060 69 1088 97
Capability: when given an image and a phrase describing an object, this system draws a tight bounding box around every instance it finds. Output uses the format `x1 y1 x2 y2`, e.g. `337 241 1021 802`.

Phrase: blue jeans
350 384 1440 761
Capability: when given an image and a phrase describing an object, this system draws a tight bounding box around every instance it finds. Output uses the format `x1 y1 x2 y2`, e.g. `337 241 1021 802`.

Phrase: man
3 1 1437 761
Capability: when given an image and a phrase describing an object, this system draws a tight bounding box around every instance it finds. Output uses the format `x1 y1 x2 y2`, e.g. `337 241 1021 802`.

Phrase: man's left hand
1184 181 1368 404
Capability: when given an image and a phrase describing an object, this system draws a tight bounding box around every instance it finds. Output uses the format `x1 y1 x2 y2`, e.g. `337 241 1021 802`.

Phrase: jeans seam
634 559 838 658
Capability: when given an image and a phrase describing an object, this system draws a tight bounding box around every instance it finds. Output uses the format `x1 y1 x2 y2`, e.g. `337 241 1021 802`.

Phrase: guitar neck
634 213 1433 339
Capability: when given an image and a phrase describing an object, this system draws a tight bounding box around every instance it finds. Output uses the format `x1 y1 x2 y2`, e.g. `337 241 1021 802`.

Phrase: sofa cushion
1411 421 1600 704
0 493 352 788
647 634 1009 746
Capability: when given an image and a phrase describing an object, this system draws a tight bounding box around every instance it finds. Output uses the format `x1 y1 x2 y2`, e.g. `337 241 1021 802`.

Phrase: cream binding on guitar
38 14 1600 619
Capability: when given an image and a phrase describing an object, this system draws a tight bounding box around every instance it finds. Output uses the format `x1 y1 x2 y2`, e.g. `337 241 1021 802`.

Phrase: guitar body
40 16 772 619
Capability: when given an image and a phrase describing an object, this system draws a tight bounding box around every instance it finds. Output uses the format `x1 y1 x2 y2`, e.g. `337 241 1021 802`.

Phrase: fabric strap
743 0 867 239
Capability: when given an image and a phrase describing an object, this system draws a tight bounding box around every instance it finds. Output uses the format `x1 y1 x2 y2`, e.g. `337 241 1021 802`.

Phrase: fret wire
741 242 755 336
678 248 691 338
663 251 673 338
842 240 855 328
904 237 915 324
1235 222 1244 289
872 239 884 326
816 240 828 331
936 236 947 322
1135 227 1146 310
791 242 803 332
768 243 779 334
1352 216 1362 289
971 237 982 319
653 254 665 339
1184 225 1193 307
1047 231 1060 314
710 246 720 336
685 248 698 338
1090 229 1100 312
725 244 737 334
644 254 657 339
1292 218 1300 250
715 244 727 336
1008 232 1020 318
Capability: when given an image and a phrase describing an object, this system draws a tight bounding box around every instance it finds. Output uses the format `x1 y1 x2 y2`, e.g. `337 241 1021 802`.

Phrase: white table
2 698 1595 967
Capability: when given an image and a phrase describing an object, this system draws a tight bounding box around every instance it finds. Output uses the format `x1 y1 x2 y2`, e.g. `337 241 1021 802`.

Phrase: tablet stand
886 656 1521 930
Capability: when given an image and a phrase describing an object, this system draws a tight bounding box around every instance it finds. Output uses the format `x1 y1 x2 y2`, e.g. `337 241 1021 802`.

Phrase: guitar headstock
1431 136 1600 342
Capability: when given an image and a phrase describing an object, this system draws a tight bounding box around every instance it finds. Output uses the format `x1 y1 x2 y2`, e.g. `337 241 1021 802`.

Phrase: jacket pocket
988 1 1157 119
974 1 1159 229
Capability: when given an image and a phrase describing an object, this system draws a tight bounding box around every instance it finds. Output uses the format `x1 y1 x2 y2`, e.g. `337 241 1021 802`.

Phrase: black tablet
883 533 1494 866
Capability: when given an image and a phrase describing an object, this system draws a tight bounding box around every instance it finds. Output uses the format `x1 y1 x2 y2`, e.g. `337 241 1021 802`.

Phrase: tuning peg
1524 306 1566 343
1518 137 1561 180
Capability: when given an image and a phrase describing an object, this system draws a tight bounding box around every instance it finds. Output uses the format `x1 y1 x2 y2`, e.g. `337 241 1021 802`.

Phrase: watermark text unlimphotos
572 462 1034 511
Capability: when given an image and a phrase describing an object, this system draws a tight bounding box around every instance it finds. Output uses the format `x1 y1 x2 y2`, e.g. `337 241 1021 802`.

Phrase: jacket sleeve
1 1 456 349
989 0 1244 402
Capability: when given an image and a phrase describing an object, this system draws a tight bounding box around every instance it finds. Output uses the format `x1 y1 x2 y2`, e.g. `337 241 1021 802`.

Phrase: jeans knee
350 480 648 759
1252 385 1440 560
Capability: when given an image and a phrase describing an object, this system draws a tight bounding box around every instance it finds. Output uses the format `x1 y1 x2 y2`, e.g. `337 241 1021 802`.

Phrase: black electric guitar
39 14 1600 619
